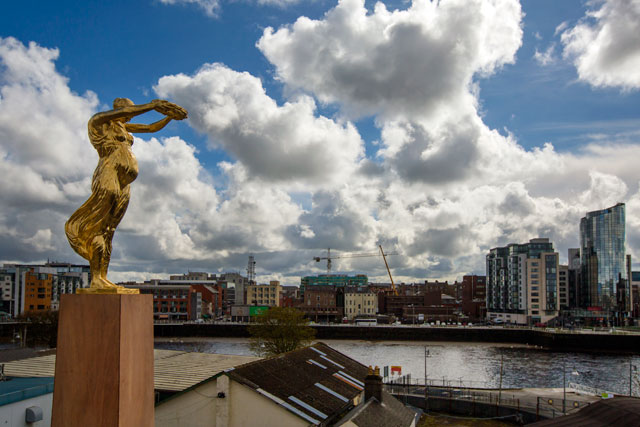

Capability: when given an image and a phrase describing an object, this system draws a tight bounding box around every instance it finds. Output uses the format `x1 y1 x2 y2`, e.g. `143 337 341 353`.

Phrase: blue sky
1 0 640 284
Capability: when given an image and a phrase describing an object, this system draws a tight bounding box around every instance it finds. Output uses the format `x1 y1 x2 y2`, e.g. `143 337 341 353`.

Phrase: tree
248 307 316 357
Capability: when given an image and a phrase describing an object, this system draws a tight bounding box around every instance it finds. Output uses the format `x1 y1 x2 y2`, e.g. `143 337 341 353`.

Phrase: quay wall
153 324 640 353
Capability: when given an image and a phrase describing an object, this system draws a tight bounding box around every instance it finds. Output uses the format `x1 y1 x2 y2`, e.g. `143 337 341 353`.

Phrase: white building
344 290 378 320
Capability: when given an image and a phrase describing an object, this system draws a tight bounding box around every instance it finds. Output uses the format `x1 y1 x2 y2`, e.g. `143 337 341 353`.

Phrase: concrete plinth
52 294 154 427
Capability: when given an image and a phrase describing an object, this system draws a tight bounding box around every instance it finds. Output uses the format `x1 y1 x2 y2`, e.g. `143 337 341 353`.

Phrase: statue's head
113 98 134 110
113 98 135 122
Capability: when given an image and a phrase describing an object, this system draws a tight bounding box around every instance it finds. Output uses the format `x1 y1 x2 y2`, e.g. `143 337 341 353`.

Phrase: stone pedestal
52 294 154 427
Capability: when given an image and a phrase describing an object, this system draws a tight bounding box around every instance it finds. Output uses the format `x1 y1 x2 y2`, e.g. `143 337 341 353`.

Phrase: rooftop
530 396 640 427
2 349 259 393
227 342 369 425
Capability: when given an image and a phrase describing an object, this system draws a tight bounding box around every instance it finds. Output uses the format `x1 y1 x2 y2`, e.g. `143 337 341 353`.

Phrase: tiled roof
2 349 259 393
227 342 369 425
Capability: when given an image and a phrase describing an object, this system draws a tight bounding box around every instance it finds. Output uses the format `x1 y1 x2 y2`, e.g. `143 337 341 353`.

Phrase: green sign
250 306 269 316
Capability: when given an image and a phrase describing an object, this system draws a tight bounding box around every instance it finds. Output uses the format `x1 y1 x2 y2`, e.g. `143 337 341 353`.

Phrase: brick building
298 285 341 322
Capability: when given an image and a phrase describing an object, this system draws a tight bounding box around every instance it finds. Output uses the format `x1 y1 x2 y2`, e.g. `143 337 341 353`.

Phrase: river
155 338 640 395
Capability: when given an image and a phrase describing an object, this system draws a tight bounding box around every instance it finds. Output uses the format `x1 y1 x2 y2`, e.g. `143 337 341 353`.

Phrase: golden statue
66 98 187 294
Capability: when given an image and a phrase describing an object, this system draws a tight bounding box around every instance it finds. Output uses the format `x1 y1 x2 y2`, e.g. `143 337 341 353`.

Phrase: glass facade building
579 203 627 312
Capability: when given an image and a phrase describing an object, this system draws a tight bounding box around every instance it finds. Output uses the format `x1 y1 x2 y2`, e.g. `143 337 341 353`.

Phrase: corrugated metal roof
2 349 259 392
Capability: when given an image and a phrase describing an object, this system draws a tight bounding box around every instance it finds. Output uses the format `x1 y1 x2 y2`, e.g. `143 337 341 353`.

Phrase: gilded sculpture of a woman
65 98 187 293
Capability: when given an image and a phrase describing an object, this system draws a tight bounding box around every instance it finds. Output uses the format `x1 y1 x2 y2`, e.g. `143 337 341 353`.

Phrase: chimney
364 366 382 402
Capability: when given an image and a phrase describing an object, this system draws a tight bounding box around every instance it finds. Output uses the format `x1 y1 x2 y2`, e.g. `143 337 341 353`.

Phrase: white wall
155 380 218 427
229 381 306 427
0 393 52 427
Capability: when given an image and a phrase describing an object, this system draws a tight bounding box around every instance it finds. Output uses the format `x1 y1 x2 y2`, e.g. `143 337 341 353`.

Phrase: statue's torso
89 120 139 188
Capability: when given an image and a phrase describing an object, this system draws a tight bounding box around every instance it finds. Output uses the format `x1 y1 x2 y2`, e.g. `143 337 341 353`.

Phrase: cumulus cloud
561 0 640 90
257 0 525 189
155 63 364 185
258 0 523 121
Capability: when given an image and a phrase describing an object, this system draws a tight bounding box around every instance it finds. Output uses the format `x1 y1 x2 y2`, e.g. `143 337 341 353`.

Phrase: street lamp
563 357 566 415
424 347 431 413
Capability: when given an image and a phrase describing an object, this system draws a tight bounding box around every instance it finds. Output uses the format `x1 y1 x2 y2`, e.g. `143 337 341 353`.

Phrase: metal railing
383 380 594 420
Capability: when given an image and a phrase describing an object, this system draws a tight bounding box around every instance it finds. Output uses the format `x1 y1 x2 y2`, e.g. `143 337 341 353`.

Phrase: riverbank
153 323 640 354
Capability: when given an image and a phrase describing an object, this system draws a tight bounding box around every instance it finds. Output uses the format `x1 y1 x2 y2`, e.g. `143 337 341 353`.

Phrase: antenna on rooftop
247 255 256 285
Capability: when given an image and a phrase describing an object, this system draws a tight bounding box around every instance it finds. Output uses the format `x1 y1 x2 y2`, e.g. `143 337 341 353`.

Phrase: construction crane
379 245 398 296
313 247 398 276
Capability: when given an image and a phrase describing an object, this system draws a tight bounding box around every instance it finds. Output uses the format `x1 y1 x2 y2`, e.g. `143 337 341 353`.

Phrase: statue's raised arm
65 98 187 294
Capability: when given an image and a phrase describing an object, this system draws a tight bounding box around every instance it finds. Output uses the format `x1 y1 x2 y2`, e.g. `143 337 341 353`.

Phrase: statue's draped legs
65 171 131 289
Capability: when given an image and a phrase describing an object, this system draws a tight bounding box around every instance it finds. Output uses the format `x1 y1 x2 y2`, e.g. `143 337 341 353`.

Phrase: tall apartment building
247 281 282 307
0 272 12 313
580 203 629 320
558 265 569 309
24 270 53 312
486 238 559 324
567 248 581 308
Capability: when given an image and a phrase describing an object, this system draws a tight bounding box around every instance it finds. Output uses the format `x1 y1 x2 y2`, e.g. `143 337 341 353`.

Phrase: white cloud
561 0 640 90
158 0 220 17
258 0 523 121
257 0 301 5
155 63 364 186
256 0 525 190
158 0 301 17
554 21 569 36
0 37 98 261
24 229 55 252
0 38 98 180
534 43 557 66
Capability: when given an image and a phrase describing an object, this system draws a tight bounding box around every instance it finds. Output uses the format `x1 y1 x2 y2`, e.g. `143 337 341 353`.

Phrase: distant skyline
1 0 639 285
